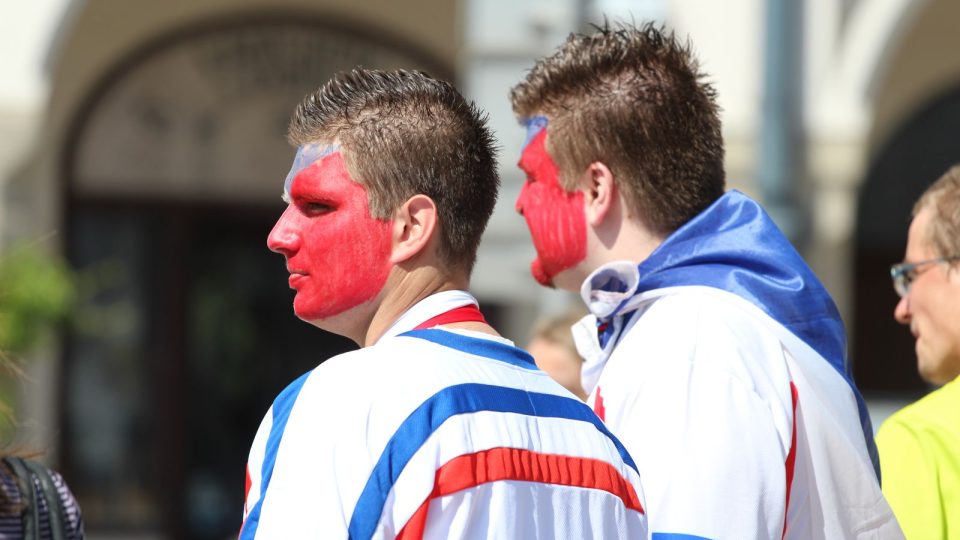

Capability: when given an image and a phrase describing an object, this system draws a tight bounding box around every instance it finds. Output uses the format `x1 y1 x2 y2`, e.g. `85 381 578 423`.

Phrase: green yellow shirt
877 377 960 539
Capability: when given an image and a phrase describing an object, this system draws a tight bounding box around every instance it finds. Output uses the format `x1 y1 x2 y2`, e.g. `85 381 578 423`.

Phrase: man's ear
582 162 617 226
390 194 439 264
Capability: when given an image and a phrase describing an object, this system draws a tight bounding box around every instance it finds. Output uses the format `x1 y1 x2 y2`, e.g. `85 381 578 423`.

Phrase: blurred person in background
239 68 647 538
2 363 83 539
527 308 588 400
0 245 82 538
510 21 900 539
877 165 960 539
0 451 84 539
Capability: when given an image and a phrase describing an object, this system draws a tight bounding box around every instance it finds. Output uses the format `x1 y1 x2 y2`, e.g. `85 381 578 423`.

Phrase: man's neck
569 216 665 291
361 267 470 346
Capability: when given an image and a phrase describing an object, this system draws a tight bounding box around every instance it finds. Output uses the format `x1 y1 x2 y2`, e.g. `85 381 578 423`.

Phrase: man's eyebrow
282 143 341 195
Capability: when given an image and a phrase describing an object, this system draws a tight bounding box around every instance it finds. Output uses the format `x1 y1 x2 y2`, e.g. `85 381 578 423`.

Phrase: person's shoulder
917 377 960 412
265 348 380 414
0 458 85 538
377 329 519 370
639 286 770 327
628 287 781 354
616 287 789 394
880 379 960 435
298 345 409 388
291 337 464 407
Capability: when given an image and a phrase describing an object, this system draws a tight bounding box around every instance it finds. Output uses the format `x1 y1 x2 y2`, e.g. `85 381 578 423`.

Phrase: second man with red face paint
240 68 647 539
511 22 901 539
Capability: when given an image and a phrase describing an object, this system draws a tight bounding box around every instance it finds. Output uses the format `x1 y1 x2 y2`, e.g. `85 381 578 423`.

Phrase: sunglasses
890 255 960 298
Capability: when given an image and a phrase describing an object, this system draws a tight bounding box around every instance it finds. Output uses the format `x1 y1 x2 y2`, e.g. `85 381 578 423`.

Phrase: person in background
1 364 84 539
0 453 85 539
240 68 646 538
527 308 588 400
877 164 960 539
509 21 901 538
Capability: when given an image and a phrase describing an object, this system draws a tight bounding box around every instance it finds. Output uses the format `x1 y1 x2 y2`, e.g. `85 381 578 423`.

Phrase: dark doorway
62 200 356 539
853 85 960 394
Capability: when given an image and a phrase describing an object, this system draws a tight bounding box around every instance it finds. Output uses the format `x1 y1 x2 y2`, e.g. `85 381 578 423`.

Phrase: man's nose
515 184 528 216
267 206 301 256
893 295 911 325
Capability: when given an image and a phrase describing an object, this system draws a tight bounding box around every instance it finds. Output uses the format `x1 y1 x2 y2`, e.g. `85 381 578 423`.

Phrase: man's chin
531 259 588 292
292 301 338 325
530 260 555 288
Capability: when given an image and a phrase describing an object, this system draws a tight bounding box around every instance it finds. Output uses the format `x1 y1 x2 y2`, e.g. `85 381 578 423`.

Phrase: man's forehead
521 116 549 152
283 143 341 196
907 208 936 256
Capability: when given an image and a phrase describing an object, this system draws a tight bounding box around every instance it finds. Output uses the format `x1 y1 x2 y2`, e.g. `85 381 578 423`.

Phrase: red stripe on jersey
397 446 643 539
782 382 799 539
413 304 487 330
594 386 606 422
244 465 252 511
240 466 253 536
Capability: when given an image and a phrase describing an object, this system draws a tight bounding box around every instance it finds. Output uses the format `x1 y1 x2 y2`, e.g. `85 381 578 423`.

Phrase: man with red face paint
239 68 647 539
511 22 901 539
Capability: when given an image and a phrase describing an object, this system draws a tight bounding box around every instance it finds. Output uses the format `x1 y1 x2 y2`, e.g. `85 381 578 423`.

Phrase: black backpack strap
23 460 67 540
3 456 40 540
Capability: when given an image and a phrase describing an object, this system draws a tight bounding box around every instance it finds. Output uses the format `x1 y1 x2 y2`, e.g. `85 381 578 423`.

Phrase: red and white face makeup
514 117 587 287
268 145 393 323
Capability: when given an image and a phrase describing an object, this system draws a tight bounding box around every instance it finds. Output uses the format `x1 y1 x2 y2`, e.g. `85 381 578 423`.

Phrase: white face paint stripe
282 143 341 198
521 116 548 151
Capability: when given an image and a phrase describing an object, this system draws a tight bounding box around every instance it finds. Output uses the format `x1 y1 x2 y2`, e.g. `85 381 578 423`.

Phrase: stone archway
68 15 450 203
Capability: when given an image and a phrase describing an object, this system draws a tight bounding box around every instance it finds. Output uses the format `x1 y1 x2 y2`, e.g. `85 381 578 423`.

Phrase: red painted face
268 148 393 322
514 119 587 287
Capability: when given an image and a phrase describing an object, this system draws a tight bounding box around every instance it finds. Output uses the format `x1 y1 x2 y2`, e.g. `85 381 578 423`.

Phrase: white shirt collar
379 290 479 340
579 261 641 320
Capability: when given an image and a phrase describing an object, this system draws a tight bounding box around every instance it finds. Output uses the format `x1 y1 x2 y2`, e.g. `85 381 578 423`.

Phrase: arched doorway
61 15 449 538
853 85 960 395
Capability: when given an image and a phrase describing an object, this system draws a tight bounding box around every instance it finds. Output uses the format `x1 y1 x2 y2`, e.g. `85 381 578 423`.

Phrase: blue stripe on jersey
399 328 537 370
240 370 312 540
652 534 713 540
347 383 637 540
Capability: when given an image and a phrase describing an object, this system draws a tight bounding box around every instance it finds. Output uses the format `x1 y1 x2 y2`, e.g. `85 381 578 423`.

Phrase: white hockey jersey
573 191 902 539
241 291 647 539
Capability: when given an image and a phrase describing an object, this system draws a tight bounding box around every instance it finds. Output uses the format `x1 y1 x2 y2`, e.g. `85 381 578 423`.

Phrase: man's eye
302 202 334 215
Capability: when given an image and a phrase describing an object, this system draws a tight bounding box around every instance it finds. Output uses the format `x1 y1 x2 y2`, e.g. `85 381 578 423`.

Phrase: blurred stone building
0 0 957 537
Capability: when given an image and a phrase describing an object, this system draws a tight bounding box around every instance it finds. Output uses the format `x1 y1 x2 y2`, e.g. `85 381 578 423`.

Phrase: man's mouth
288 272 308 288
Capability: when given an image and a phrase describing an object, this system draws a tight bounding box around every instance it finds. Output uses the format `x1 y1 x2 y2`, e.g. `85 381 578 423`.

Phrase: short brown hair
510 22 725 235
288 68 499 274
914 164 960 260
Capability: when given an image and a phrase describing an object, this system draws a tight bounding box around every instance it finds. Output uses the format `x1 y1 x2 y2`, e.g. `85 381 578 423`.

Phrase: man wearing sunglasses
877 165 960 539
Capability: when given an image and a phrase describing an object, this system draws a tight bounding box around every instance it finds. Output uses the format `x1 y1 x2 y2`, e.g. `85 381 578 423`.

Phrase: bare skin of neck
357 264 500 347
